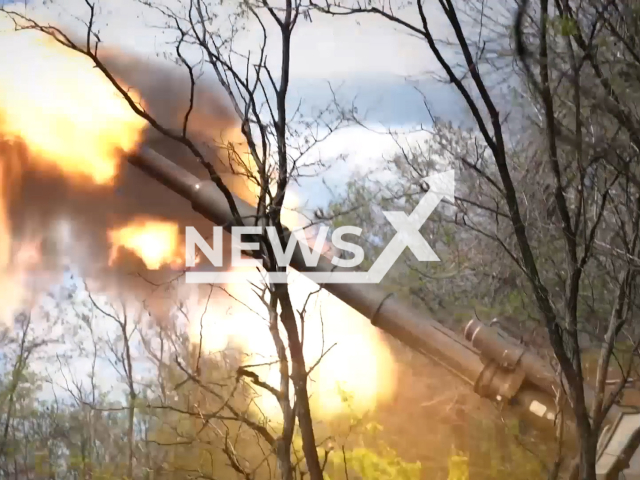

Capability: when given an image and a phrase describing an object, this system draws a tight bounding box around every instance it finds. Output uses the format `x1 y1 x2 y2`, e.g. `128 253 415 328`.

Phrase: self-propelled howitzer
126 145 640 479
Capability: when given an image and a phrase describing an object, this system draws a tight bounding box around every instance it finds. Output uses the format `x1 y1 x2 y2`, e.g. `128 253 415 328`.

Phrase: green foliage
549 15 578 37
469 417 546 480
337 444 421 480
324 125 570 479
319 383 421 480
447 449 469 480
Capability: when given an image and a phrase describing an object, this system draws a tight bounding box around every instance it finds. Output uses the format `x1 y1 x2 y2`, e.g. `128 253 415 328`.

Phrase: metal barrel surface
128 146 600 437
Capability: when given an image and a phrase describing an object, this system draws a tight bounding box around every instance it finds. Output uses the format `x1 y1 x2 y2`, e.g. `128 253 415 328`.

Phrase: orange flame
0 25 147 322
0 24 395 415
108 218 183 270
0 29 146 184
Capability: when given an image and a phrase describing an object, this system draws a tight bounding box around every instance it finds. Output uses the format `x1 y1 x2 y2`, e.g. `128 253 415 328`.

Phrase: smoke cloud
0 40 399 420
1 48 242 319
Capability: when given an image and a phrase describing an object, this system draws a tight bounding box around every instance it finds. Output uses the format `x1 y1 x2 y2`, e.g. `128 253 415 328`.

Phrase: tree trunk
275 284 323 480
127 396 135 479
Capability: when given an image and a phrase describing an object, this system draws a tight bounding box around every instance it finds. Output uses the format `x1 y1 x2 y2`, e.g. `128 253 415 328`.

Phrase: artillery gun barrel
128 146 639 477
127 148 478 378
127 146 562 423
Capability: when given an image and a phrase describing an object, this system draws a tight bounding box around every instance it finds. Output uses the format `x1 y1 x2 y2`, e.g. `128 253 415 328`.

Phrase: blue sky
1 0 460 127
290 75 464 126
1 0 468 212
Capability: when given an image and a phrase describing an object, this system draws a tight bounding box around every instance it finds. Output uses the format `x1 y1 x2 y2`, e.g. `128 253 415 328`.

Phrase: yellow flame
0 29 146 185
189 271 396 420
0 25 148 321
108 218 183 270
0 24 394 416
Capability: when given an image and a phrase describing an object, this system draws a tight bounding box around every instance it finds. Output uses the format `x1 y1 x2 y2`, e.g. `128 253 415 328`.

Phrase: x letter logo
366 170 455 280
383 209 439 261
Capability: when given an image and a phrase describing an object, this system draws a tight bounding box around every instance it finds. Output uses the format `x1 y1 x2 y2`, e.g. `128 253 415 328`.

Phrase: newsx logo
184 170 455 284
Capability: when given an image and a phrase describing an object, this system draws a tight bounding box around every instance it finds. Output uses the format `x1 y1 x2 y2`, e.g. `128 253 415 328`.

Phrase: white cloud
3 0 448 80
292 125 432 210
